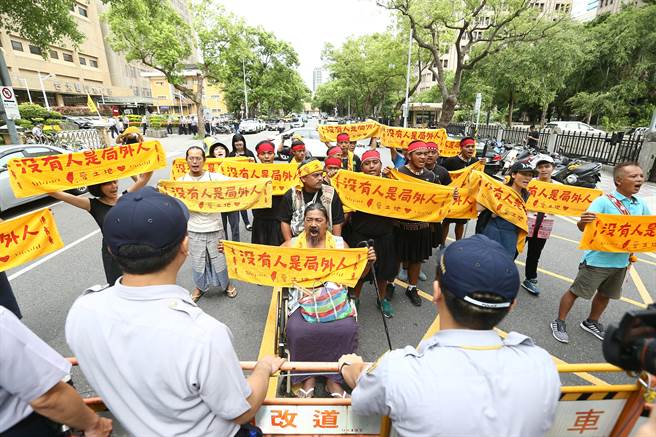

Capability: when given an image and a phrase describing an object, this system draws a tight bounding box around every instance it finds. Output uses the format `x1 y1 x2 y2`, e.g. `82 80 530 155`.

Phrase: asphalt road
3 130 655 430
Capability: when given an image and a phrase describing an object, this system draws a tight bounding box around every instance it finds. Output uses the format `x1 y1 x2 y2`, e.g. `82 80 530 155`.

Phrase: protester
251 140 284 246
395 140 455 307
206 138 230 159
288 139 307 164
475 161 533 259
336 133 361 172
339 235 560 436
66 187 284 436
442 136 485 244
229 133 255 232
424 141 452 250
526 124 540 148
279 203 373 398
522 154 557 296
551 162 650 343
279 158 345 241
323 156 342 182
346 150 397 318
1 306 112 436
181 146 237 302
0 273 21 319
49 138 152 284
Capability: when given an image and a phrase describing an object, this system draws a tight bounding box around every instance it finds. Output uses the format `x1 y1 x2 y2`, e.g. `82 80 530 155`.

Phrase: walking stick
359 240 393 351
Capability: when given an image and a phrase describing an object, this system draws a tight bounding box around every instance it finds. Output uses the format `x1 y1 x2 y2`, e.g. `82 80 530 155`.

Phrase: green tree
378 0 564 127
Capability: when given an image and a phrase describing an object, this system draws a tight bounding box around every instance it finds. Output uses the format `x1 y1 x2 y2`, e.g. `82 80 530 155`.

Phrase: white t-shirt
181 171 231 233
66 282 252 437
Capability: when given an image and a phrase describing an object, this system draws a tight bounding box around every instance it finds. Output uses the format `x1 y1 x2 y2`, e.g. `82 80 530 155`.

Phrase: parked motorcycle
552 156 602 188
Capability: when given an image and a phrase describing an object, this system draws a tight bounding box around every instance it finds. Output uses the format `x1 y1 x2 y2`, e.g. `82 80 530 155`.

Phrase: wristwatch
338 361 351 375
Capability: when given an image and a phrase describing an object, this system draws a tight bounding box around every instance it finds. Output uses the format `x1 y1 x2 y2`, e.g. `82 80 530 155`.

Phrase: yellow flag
8 141 166 198
448 161 485 186
317 121 382 142
217 161 298 196
170 157 251 180
222 241 368 287
527 179 602 217
332 170 454 222
0 209 64 272
439 138 462 157
158 178 272 212
86 94 98 113
378 125 447 149
579 213 656 252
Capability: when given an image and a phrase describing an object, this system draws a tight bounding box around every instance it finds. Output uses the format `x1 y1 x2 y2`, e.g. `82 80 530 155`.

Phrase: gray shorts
570 263 627 300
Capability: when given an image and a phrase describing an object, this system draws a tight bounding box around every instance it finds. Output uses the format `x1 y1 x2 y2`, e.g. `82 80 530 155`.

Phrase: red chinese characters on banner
217 162 297 196
526 180 602 216
579 213 656 253
567 409 604 434
158 179 272 213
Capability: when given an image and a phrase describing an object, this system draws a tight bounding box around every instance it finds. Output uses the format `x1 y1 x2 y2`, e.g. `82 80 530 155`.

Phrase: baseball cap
439 235 519 308
510 161 537 174
531 154 555 168
103 187 190 257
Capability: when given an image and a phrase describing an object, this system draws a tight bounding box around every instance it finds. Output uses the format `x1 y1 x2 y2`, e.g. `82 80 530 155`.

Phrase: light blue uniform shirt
583 191 651 268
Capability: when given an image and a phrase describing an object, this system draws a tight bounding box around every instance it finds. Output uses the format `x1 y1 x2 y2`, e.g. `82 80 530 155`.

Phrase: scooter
552 156 602 188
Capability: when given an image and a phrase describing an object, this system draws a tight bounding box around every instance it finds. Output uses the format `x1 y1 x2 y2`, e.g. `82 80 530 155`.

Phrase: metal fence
54 129 105 150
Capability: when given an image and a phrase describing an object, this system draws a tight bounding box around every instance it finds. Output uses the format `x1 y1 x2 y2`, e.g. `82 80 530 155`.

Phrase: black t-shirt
527 130 540 147
253 195 283 220
398 165 438 183
278 187 345 226
88 198 113 231
349 211 394 236
427 164 452 185
443 155 477 172
342 154 361 172
229 149 256 159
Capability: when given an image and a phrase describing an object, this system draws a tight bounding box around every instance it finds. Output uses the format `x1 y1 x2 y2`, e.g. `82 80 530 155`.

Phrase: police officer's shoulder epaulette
167 298 202 318
82 284 110 296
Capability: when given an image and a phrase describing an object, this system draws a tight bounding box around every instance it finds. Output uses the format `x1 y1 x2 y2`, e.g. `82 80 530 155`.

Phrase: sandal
330 391 351 399
225 285 238 298
297 387 314 398
191 288 205 303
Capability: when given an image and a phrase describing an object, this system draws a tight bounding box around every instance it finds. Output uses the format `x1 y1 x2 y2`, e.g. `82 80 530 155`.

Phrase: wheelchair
273 286 358 396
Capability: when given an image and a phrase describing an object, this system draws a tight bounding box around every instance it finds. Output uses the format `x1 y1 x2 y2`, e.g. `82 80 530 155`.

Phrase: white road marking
8 229 101 281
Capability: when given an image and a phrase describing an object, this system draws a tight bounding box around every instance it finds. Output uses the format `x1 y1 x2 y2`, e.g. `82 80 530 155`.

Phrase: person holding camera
551 162 651 344
339 235 560 436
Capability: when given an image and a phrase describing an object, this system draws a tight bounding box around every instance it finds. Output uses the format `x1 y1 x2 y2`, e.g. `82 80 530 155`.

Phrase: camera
602 304 656 375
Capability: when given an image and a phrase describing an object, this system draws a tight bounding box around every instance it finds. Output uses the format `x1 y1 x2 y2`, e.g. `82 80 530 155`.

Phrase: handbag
297 282 355 324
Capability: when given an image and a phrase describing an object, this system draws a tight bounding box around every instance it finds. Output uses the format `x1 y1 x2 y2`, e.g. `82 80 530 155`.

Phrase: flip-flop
297 388 314 398
191 289 205 303
330 391 351 399
225 285 238 298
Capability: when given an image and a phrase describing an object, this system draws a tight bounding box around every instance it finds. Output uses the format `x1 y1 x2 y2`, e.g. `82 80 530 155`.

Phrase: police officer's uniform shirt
65 282 252 437
0 306 71 432
352 329 560 437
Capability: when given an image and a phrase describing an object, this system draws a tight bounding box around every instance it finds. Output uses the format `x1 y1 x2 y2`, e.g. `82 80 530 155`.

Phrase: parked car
64 116 112 129
290 118 304 128
239 119 262 134
545 121 606 135
0 144 88 212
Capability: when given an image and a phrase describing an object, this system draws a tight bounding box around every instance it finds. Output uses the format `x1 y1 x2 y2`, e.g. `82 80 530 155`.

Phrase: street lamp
38 73 56 110
20 78 32 103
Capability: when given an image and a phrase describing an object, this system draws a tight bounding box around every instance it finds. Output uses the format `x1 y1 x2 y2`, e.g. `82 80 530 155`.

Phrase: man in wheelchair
280 202 376 399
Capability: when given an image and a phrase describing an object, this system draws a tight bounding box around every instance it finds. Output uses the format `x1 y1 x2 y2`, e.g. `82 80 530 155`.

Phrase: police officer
339 235 560 437
65 187 284 437
0 306 112 436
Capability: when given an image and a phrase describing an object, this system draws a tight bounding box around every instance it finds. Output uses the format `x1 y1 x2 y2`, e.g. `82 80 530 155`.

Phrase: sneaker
245 224 252 231
386 283 395 301
521 278 540 296
397 268 408 282
377 298 394 318
550 319 569 343
405 286 422 307
580 319 605 341
418 270 427 281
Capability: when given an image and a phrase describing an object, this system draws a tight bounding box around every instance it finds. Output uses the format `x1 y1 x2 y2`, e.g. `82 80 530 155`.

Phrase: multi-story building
312 68 325 93
142 69 227 116
597 0 644 15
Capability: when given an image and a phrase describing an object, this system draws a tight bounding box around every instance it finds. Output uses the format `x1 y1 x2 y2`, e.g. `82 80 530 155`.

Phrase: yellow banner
170 157 251 180
222 241 368 287
8 141 166 198
579 213 656 253
332 170 453 222
0 209 64 272
317 121 381 143
217 161 298 196
440 138 462 157
527 179 602 217
448 161 485 186
378 125 447 149
158 178 272 212
470 171 528 252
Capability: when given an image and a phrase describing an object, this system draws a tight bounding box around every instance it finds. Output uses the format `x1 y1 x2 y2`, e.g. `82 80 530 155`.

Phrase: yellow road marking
645 252 656 260
629 267 653 305
258 287 280 399
393 279 433 301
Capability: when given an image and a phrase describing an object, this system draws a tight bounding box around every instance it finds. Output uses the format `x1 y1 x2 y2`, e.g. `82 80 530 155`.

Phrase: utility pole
402 29 413 128
0 52 19 144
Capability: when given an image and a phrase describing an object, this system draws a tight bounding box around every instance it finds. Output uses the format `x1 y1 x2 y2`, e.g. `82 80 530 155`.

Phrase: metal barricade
54 129 106 150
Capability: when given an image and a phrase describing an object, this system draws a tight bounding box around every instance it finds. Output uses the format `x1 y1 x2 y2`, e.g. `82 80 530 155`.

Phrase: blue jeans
222 212 240 241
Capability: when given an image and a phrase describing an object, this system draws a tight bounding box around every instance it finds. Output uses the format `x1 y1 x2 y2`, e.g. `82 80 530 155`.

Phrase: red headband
426 142 438 150
327 146 342 157
460 138 476 147
361 150 380 162
325 157 342 168
407 141 428 153
291 143 306 152
256 141 275 153
336 133 350 142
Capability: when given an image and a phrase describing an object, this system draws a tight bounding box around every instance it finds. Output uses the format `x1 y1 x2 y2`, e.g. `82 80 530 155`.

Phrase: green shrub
18 103 50 120
16 119 33 129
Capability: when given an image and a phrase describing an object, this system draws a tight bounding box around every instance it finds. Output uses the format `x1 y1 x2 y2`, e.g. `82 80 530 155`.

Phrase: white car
239 119 261 134
0 144 88 212
545 121 606 135
290 118 304 129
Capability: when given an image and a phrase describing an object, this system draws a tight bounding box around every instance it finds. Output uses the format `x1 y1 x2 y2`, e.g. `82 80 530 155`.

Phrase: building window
63 52 74 62
11 40 23 51
49 49 59 59
90 59 98 68
29 45 42 55
442 59 448 68
78 5 88 17
79 56 86 65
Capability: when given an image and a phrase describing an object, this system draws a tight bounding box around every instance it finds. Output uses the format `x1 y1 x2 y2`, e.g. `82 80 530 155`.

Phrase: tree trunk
507 91 514 127
585 111 592 124
540 103 548 127
437 95 457 128
196 73 205 137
